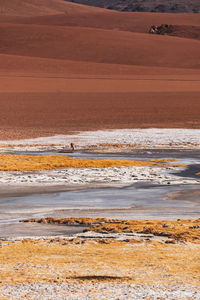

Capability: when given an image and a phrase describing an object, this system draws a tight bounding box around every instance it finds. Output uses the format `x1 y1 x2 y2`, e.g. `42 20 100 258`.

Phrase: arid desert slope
0 0 200 140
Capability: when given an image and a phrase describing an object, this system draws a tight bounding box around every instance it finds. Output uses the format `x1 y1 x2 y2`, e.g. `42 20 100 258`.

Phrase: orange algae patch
0 239 200 286
0 154 180 171
22 217 200 244
86 218 200 244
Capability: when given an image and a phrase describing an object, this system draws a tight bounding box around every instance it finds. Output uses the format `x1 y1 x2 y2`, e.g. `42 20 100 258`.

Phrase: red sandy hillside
0 22 200 69
1 7 200 35
0 0 200 140
0 0 96 16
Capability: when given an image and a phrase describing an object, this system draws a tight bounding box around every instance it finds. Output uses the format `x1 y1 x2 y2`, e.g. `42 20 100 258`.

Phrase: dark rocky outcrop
64 0 200 13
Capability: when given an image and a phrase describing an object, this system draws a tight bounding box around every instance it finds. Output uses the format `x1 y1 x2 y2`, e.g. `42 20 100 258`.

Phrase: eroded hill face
64 0 200 13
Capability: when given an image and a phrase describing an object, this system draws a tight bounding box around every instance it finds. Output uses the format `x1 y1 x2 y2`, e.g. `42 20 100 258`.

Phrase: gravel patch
0 166 199 187
0 282 199 299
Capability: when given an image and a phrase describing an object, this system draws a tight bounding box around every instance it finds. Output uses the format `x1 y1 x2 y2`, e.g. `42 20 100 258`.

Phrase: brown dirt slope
2 53 200 77
0 92 200 140
0 1 200 139
170 25 200 40
2 10 200 36
149 24 200 40
0 23 200 69
0 0 98 16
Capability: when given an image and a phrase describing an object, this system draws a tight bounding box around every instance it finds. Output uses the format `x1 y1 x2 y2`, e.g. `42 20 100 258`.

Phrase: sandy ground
0 89 200 140
0 227 200 299
1 282 200 300
0 3 200 140
0 90 200 140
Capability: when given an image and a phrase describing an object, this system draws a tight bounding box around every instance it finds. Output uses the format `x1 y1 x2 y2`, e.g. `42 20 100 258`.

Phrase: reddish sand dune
0 92 199 140
168 25 200 40
2 10 200 35
1 54 200 81
0 0 96 16
0 23 200 69
1 77 200 93
0 1 200 140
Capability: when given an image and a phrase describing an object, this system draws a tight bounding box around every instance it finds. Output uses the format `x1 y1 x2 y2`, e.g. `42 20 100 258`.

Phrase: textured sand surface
0 91 200 140
0 1 200 140
0 234 200 299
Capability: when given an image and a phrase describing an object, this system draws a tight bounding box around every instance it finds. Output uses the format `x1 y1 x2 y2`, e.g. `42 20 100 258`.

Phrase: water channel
0 149 199 238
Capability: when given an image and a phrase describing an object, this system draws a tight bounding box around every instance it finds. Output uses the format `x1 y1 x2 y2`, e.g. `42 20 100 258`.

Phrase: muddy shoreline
0 148 199 238
0 148 199 197
1 183 200 239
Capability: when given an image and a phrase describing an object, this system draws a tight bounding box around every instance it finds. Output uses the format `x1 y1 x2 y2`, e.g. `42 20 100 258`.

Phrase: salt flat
1 128 200 148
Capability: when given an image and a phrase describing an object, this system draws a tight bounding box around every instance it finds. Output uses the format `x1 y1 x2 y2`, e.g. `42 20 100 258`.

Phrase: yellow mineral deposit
0 154 185 171
0 218 200 287
21 217 200 244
